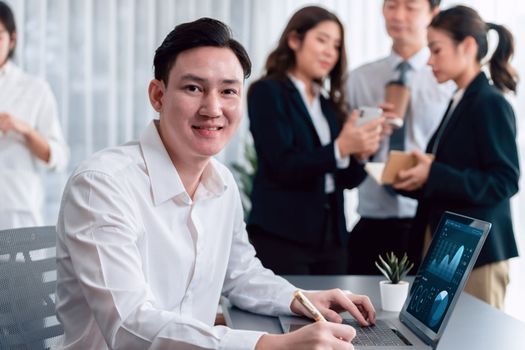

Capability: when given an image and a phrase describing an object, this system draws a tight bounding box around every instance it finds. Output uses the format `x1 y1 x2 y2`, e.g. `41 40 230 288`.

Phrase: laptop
279 211 491 349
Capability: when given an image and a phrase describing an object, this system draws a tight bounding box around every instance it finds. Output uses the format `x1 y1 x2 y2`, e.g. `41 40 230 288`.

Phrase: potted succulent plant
375 252 414 312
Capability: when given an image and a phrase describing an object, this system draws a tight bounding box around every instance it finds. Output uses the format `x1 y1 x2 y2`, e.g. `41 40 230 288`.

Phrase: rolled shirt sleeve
35 82 69 171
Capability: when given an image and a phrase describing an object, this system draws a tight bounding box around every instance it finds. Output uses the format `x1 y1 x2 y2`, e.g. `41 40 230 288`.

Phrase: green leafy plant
375 252 414 284
230 138 257 218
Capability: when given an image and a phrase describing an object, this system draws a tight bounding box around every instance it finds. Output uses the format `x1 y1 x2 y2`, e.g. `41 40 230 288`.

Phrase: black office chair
0 226 64 349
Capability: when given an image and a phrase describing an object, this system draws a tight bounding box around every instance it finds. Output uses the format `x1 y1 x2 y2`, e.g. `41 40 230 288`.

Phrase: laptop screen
401 212 490 343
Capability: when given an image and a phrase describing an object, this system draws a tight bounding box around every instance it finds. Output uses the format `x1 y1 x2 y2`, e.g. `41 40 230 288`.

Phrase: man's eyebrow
180 74 207 83
179 74 241 85
222 78 241 85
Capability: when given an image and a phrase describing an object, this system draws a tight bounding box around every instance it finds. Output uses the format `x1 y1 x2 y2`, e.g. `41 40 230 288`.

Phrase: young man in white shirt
346 0 455 274
56 18 375 350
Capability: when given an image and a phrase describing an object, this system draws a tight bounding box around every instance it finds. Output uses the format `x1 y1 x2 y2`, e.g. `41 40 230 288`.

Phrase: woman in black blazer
247 6 383 275
394 6 519 308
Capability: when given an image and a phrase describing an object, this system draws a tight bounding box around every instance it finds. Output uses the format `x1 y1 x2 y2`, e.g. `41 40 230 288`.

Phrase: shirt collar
139 120 227 206
388 46 430 72
450 88 465 110
199 158 228 197
288 74 326 100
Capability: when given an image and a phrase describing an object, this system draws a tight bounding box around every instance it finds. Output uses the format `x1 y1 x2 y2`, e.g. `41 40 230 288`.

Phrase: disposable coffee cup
385 82 411 120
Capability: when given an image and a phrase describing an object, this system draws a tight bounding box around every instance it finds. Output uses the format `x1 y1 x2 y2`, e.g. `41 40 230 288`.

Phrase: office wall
3 0 524 321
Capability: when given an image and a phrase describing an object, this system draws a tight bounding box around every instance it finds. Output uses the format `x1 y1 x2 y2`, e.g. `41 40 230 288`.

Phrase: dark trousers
347 217 422 275
248 194 347 275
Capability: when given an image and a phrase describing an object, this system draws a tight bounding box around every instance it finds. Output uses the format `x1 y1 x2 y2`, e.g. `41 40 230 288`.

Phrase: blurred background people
394 5 520 309
247 6 382 275
0 1 68 230
346 0 455 275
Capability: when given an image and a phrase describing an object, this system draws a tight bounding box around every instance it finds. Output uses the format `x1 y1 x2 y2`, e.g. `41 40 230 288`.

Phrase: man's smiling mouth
192 126 223 131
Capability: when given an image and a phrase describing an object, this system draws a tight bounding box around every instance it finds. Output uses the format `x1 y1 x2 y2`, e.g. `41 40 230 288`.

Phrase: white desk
223 275 525 349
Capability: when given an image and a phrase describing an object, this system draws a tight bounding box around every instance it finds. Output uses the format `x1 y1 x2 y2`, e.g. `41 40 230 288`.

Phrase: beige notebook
365 150 434 185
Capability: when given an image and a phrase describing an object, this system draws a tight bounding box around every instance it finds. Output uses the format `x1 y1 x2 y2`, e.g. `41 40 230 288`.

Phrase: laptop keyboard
344 319 408 346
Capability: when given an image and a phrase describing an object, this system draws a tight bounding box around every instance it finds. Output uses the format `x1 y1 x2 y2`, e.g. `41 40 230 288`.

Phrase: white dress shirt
0 60 69 229
289 75 350 193
347 48 455 218
56 120 296 350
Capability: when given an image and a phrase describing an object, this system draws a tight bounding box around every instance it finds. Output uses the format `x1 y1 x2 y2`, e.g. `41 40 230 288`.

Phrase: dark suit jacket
247 77 366 245
411 72 520 267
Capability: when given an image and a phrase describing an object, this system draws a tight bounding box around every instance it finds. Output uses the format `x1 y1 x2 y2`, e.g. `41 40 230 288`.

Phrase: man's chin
195 144 227 158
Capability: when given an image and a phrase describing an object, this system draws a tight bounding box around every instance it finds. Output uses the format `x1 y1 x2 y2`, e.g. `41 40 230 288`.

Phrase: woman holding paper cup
394 5 519 309
247 6 383 275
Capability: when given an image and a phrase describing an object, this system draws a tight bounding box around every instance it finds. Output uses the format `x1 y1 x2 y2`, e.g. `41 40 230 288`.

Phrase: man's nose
392 7 406 20
199 92 222 117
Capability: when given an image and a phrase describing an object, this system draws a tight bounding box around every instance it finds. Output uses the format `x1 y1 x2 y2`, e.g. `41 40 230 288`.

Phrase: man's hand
255 288 376 350
0 112 31 136
255 322 356 350
393 149 433 191
336 110 383 158
291 289 376 326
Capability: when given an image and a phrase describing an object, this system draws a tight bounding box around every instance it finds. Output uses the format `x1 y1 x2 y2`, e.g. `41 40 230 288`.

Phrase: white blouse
0 60 69 228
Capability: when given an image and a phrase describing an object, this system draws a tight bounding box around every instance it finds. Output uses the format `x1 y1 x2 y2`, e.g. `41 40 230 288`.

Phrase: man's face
383 0 436 46
149 46 244 165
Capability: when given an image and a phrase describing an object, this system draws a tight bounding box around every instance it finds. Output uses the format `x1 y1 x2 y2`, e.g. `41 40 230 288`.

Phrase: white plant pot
379 280 409 312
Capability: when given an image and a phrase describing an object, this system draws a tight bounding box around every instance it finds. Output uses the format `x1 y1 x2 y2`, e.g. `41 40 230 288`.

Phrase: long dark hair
255 6 348 122
0 1 16 61
430 5 518 93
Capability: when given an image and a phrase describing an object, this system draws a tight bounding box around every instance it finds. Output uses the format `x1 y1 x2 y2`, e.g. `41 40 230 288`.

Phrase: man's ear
148 79 165 112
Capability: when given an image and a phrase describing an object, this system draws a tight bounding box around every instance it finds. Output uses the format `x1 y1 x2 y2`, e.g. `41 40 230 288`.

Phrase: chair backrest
0 226 63 350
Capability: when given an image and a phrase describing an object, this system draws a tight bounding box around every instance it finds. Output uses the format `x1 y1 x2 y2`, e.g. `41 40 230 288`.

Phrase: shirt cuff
272 277 298 315
334 142 350 168
43 140 58 169
41 139 68 171
219 328 267 350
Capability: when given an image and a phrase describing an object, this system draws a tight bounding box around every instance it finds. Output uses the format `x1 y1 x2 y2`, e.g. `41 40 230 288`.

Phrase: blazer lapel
432 73 488 156
320 97 340 141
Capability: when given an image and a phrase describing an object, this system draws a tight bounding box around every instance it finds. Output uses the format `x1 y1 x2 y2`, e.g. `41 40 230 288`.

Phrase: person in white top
0 1 69 230
346 0 454 274
56 17 376 350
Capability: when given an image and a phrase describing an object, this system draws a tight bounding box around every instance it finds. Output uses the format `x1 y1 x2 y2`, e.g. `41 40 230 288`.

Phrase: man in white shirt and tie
346 0 455 274
55 17 375 350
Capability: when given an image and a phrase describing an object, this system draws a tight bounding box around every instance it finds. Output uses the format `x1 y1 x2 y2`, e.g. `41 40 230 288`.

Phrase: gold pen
293 290 327 322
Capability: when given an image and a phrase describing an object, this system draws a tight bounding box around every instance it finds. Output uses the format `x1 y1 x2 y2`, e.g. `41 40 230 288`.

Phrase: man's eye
223 89 238 95
184 85 202 93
